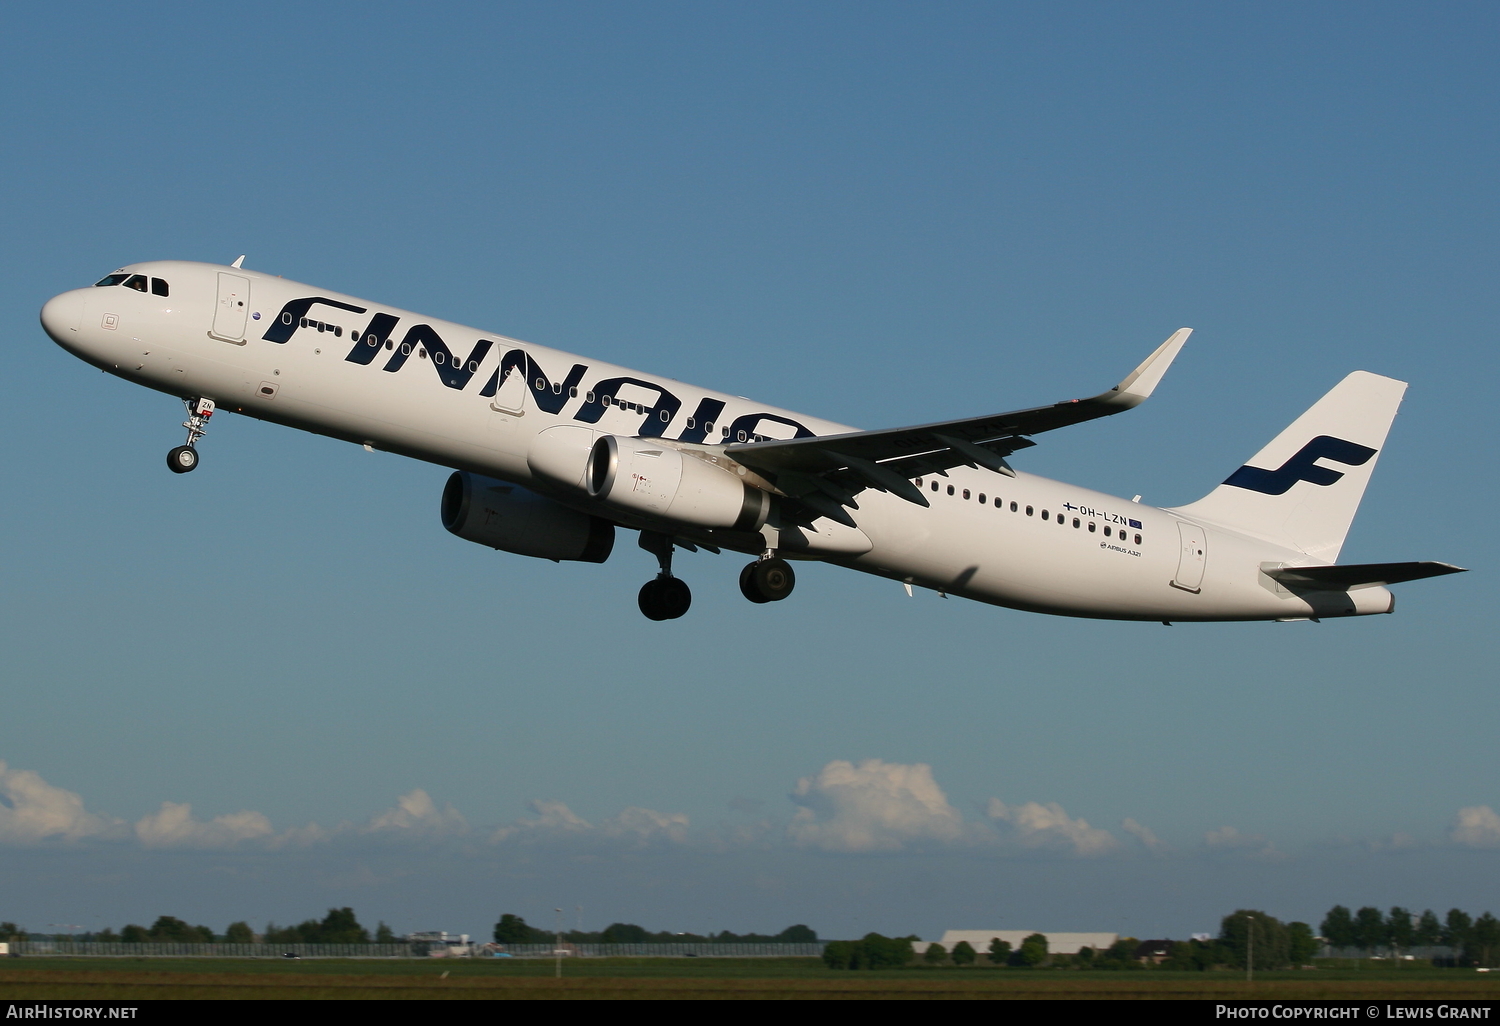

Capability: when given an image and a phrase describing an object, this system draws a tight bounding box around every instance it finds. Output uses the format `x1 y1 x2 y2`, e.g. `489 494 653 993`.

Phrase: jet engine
441 472 614 562
586 435 769 531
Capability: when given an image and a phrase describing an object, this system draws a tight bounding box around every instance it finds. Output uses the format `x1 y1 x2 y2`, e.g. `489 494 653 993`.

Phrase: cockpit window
123 274 148 293
151 278 169 297
94 274 129 287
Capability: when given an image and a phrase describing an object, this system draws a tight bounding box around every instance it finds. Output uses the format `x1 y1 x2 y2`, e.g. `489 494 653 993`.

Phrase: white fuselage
40 260 1392 622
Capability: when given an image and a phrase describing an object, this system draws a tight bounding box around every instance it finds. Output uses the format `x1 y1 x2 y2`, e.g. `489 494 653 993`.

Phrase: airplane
39 258 1464 622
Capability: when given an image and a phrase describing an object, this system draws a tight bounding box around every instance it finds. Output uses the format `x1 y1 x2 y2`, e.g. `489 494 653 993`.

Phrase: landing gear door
210 272 250 344
1173 522 1207 593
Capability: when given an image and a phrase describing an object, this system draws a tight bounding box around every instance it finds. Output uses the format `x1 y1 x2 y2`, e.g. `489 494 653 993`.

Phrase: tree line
827 913 1319 971
1319 906 1500 965
824 908 1500 971
492 913 817 945
0 909 397 945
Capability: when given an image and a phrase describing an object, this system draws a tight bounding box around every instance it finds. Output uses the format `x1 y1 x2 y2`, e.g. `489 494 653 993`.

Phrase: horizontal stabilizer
1265 561 1467 590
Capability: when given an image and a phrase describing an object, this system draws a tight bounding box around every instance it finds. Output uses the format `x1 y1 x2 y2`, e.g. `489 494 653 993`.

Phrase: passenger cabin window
1073 518 1080 528
94 273 129 287
300 317 342 336
946 485 955 496
1088 522 1096 532
1025 505 1033 516
1010 501 1017 512
962 489 970 500
151 278 169 297
1041 510 1049 520
930 480 939 492
1134 533 1142 545
123 274 148 292
978 493 986 504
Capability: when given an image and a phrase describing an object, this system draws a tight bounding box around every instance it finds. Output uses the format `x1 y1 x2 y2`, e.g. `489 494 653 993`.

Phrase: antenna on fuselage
230 255 245 268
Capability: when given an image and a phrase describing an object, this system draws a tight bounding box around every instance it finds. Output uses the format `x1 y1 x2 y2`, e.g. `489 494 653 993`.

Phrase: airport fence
6 941 827 959
1318 945 1457 962
9 942 415 958
498 943 826 958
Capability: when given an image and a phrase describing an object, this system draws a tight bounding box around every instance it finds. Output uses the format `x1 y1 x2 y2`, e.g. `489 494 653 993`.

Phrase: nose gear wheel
166 445 198 474
167 397 215 473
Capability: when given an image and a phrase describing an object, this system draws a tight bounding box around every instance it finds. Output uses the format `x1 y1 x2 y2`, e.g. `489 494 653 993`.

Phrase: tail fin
1173 371 1407 562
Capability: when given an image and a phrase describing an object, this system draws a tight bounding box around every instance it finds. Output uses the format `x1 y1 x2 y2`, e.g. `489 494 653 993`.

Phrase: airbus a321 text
41 259 1464 622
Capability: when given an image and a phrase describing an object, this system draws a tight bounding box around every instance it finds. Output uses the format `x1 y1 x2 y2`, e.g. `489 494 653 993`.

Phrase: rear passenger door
1172 522 1207 593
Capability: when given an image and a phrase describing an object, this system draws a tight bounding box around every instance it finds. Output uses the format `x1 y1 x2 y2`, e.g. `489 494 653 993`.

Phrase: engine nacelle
441 472 614 562
586 435 769 531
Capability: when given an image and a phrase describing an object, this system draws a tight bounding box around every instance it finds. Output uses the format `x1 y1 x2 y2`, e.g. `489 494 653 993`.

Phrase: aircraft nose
40 290 85 342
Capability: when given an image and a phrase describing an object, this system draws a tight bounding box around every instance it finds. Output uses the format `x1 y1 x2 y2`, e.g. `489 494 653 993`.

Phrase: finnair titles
41 259 1464 622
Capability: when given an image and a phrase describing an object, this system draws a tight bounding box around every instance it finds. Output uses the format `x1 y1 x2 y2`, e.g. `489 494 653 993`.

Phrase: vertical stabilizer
1172 371 1406 562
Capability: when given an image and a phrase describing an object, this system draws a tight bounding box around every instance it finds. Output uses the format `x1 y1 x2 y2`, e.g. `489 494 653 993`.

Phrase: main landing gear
740 556 796 604
634 530 797 620
166 397 215 474
637 531 692 621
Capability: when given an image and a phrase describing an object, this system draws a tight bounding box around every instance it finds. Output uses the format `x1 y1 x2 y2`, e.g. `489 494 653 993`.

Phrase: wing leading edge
726 328 1191 524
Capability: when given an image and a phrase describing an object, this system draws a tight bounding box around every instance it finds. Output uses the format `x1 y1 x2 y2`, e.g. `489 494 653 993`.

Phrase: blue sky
0 1 1495 941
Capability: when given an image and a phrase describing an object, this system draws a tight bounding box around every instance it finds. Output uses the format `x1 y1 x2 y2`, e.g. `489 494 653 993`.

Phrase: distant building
932 930 1119 955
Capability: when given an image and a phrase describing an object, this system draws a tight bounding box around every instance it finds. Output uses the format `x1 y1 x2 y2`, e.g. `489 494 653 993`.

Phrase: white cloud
1451 806 1500 848
0 760 118 843
519 799 591 831
365 789 468 836
788 759 966 852
1205 825 1258 848
1203 825 1285 860
134 802 275 849
492 799 689 845
986 798 1117 856
1122 817 1170 853
604 807 690 843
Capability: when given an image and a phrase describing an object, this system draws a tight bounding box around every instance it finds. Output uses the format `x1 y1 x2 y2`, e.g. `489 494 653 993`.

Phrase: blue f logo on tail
1223 435 1377 496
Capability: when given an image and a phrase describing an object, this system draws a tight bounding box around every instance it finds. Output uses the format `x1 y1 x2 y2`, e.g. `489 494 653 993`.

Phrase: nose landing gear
637 530 692 621
166 397 214 474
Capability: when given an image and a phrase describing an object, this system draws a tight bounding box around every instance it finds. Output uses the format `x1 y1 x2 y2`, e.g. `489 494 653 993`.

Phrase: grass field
3 958 1499 999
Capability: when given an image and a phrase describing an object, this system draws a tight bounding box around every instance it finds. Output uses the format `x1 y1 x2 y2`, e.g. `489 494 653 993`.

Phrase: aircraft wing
726 329 1191 522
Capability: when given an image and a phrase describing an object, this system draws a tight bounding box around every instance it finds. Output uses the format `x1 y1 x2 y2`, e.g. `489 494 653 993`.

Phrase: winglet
1107 328 1191 407
230 255 246 269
